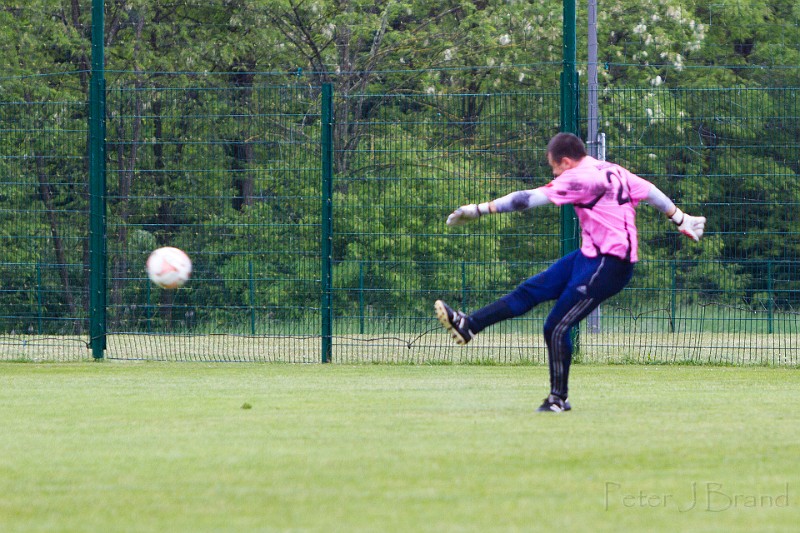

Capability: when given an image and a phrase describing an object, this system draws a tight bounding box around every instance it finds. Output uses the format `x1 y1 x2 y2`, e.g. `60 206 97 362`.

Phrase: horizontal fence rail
0 76 798 364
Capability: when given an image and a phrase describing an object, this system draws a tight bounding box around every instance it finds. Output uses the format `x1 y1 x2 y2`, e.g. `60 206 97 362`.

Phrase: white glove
670 208 706 242
446 204 481 226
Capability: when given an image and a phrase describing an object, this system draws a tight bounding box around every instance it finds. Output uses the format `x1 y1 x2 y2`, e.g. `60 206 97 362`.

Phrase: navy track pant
501 250 634 399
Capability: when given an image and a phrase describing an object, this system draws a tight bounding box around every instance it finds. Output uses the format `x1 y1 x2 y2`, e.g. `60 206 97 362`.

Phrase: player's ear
547 153 563 168
561 156 579 169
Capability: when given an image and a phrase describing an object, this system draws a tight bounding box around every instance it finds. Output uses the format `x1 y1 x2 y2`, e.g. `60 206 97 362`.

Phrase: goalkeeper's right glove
670 208 706 242
446 203 489 226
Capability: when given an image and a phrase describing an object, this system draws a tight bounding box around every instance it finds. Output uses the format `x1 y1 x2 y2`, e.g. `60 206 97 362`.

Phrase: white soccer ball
146 247 192 289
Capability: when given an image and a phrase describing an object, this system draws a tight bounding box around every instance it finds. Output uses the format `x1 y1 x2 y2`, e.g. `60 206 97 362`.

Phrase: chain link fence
1 74 798 363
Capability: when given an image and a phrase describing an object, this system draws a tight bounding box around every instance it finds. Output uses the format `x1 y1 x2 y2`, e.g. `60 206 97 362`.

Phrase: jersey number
606 169 631 205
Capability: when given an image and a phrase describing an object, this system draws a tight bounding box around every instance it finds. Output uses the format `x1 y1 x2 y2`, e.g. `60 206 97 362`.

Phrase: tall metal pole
586 0 601 333
587 0 599 159
88 0 107 359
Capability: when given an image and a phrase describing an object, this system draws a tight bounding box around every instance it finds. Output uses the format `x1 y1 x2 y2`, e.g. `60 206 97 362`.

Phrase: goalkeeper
435 133 706 413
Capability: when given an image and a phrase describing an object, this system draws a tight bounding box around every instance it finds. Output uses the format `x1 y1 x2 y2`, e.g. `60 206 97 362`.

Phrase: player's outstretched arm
446 189 551 226
645 185 706 242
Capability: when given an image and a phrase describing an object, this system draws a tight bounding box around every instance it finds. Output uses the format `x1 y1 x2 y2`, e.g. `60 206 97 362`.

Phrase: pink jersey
537 156 653 262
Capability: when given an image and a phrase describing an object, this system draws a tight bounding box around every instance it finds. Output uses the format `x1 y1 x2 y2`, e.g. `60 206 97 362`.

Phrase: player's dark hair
547 132 587 161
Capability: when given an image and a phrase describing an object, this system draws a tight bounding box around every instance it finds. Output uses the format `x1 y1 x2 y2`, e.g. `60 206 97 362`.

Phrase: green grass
0 363 798 532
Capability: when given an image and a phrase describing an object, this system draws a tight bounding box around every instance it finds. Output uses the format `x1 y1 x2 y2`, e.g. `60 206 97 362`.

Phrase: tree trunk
229 68 256 211
111 86 143 316
34 155 78 322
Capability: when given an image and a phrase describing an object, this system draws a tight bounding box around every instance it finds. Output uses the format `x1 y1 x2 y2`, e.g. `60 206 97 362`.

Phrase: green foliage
1 0 799 338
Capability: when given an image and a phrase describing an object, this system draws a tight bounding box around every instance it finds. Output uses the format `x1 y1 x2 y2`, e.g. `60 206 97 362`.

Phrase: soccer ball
146 247 192 289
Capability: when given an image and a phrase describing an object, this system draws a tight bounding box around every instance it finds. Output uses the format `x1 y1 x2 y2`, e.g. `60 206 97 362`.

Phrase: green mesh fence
103 79 323 361
0 82 90 361
332 88 800 364
1 74 798 364
589 87 800 364
331 91 563 363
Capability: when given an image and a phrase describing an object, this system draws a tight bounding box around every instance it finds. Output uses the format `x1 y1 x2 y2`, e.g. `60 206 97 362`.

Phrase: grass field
1 362 798 532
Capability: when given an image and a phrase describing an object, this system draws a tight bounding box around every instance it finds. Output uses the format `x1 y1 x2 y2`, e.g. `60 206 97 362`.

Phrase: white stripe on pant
547 297 595 398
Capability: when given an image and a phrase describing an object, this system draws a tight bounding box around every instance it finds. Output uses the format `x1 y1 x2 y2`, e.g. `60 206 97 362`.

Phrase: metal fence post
767 260 774 334
561 0 581 352
359 261 365 334
560 0 580 257
88 0 107 359
321 83 334 363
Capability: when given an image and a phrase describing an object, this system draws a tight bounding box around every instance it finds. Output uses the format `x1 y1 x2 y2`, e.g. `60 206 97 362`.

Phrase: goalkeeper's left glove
670 208 706 242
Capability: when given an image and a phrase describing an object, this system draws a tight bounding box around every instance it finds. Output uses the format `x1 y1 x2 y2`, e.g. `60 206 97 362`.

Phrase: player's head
547 133 587 176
